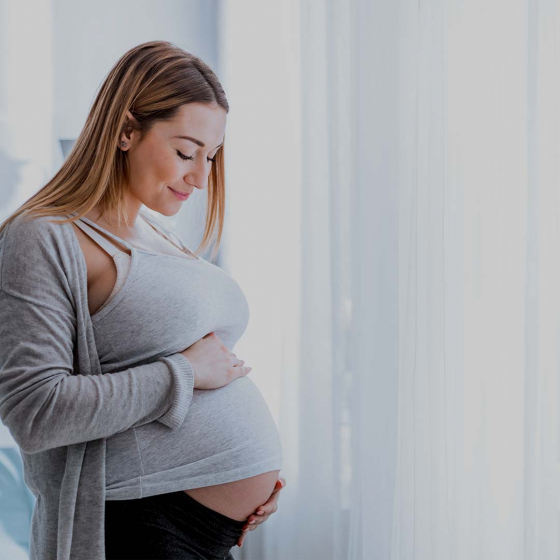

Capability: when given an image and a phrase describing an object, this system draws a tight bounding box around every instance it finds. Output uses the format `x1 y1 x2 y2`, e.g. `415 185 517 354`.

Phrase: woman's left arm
236 477 286 548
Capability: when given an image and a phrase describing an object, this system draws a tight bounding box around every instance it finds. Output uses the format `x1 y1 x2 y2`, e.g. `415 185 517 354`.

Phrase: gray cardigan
0 212 195 560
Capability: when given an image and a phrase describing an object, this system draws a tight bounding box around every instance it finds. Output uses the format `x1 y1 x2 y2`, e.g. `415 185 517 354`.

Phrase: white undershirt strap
73 219 125 258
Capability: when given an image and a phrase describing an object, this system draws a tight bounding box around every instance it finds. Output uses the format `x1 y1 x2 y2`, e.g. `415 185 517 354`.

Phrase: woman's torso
70 210 282 501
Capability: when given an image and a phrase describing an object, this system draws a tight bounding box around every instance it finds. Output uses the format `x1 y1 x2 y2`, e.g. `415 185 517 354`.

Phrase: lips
168 186 191 200
168 187 190 195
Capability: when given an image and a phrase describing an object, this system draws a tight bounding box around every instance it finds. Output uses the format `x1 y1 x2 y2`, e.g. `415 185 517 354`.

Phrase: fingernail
257 510 264 515
249 520 256 524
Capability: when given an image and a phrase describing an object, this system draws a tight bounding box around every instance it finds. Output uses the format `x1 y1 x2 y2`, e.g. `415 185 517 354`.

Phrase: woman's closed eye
176 150 216 163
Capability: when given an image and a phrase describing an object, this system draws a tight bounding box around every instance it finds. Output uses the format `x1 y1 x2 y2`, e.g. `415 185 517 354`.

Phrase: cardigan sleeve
0 214 195 454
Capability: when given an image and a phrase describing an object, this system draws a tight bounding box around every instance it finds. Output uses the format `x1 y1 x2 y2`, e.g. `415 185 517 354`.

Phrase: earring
120 141 127 148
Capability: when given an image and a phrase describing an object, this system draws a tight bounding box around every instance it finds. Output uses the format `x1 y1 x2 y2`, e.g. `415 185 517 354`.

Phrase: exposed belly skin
183 469 281 521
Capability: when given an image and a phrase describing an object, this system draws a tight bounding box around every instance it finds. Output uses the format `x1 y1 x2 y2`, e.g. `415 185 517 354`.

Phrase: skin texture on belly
183 469 281 521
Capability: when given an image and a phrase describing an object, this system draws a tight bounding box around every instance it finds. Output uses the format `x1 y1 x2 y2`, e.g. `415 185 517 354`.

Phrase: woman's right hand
180 332 252 390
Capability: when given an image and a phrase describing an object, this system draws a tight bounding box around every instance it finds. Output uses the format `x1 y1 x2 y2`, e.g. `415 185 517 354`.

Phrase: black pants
104 490 246 559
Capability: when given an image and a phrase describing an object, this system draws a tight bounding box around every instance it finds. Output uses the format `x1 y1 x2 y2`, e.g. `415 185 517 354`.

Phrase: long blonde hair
0 40 229 262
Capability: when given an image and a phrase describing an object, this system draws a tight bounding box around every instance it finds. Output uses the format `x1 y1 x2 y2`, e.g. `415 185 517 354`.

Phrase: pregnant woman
0 41 284 560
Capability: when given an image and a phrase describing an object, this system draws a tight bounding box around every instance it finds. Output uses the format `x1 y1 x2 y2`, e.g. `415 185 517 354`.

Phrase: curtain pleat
225 1 560 558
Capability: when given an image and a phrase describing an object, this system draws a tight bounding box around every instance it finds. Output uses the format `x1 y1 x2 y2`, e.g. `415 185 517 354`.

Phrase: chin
162 206 182 217
142 202 182 218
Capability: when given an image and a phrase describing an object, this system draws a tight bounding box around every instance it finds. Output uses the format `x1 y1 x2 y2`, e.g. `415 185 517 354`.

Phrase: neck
85 192 143 236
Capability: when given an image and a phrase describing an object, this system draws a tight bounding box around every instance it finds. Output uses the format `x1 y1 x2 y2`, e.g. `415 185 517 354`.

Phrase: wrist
180 352 198 389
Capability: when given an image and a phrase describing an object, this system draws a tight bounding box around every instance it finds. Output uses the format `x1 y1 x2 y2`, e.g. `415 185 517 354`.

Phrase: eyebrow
173 135 224 150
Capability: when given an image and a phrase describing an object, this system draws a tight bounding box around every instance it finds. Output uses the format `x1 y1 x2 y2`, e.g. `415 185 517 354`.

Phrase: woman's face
122 102 227 216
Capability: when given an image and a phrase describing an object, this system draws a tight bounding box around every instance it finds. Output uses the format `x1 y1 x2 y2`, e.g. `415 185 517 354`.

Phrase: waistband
108 490 246 544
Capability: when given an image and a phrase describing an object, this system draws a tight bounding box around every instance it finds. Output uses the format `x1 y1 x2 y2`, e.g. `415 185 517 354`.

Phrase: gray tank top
72 210 282 500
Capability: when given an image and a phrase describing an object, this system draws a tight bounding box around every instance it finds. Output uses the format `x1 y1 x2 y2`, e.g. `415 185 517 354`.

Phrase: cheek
159 156 183 180
143 154 181 185
130 148 182 187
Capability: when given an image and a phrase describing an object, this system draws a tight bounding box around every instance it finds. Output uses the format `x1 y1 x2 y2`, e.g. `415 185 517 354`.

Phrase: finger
246 512 270 526
231 354 244 366
241 523 257 535
248 503 278 523
271 477 286 493
266 484 283 499
254 492 280 516
237 532 246 547
246 512 266 524
245 517 267 528
244 481 284 524
264 491 281 509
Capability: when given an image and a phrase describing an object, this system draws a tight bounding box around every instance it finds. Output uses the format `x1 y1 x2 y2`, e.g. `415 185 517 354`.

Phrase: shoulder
2 211 70 238
0 211 74 267
0 212 78 308
0 212 74 260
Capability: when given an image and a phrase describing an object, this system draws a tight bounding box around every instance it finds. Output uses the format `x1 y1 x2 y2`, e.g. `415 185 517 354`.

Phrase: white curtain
392 0 559 557
0 2 54 558
0 0 56 222
223 0 559 559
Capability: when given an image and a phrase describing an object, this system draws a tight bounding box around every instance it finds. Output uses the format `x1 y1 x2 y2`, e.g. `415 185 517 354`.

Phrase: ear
118 111 140 151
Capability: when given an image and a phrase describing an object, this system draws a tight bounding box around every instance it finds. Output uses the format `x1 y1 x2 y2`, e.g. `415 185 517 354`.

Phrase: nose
184 161 212 191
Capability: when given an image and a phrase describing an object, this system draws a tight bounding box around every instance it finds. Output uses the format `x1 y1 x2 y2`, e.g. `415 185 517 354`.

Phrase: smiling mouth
168 186 192 196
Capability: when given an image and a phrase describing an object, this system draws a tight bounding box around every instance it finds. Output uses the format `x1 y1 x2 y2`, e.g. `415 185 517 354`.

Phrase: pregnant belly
106 376 283 506
183 469 281 521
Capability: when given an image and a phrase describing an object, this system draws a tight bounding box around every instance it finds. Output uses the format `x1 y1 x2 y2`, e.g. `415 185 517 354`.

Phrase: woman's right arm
0 215 194 455
0 289 195 454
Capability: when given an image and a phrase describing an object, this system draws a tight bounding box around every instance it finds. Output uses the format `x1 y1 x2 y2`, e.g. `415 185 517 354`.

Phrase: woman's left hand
237 477 286 548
